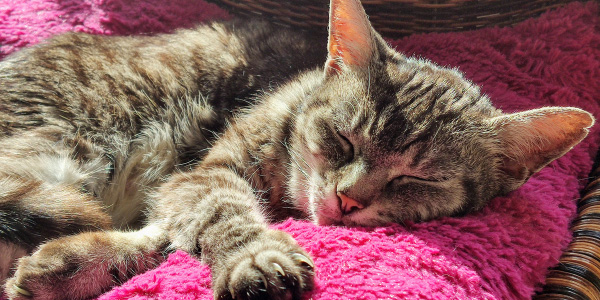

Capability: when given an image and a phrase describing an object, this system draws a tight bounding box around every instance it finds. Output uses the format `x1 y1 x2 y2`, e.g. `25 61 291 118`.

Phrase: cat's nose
337 192 364 215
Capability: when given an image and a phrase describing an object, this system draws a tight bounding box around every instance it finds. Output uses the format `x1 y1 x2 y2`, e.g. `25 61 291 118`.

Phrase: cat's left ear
491 107 594 190
325 0 378 76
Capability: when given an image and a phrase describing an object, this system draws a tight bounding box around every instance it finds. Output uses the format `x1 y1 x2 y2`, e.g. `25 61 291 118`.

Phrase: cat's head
287 0 594 226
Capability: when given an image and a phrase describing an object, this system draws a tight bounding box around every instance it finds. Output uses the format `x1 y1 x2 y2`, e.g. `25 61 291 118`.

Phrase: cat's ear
325 0 377 76
491 107 594 190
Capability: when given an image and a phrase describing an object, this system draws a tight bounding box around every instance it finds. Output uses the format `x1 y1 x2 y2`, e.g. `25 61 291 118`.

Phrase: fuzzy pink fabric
1 1 600 299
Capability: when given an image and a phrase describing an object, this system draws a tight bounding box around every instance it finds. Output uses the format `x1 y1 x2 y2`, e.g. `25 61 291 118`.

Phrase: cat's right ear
325 0 377 76
490 107 594 191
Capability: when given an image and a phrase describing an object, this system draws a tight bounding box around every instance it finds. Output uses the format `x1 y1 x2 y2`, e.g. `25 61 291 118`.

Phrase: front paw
4 231 164 300
212 230 315 300
4 243 98 300
4 235 119 300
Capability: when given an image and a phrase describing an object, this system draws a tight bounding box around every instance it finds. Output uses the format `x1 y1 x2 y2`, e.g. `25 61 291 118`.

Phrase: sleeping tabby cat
0 0 594 299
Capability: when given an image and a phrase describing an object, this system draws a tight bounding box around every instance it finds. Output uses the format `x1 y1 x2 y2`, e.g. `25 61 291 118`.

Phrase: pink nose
337 192 364 214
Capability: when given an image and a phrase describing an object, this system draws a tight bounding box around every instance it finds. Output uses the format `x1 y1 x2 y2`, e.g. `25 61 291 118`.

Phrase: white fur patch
0 152 109 194
103 123 178 228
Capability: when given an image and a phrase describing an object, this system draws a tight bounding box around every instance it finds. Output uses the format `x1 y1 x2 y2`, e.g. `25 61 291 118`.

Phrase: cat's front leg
152 168 315 300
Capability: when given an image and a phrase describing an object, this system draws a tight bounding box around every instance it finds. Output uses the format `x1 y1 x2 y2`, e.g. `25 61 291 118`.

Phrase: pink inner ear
519 109 593 156
326 0 374 73
328 21 364 66
497 108 594 177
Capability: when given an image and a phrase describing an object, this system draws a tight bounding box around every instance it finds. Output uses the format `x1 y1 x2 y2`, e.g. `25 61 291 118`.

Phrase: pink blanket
2 1 600 299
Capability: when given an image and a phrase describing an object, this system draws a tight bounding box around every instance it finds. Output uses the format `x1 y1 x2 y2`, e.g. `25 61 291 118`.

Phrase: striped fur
0 0 593 299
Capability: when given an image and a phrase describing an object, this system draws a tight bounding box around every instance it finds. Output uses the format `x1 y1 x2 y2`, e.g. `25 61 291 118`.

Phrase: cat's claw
12 284 32 297
259 273 269 289
291 253 314 269
228 286 236 299
272 263 285 277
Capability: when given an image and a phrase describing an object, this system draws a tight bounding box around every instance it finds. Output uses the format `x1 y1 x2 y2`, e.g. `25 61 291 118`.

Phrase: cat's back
0 20 326 137
0 19 327 227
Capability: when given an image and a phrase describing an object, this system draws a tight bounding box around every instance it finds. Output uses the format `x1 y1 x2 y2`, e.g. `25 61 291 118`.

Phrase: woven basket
535 155 600 300
205 0 576 37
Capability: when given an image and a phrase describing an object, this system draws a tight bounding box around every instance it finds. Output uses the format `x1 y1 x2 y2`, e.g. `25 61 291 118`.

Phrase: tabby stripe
0 202 94 248
412 84 451 125
397 69 418 88
460 177 479 214
57 40 91 88
399 81 436 114
9 93 53 105
397 118 436 155
202 217 265 263
158 52 182 79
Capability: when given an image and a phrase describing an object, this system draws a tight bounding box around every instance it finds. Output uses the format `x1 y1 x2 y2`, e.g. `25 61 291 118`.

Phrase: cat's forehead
329 56 499 153
327 55 492 113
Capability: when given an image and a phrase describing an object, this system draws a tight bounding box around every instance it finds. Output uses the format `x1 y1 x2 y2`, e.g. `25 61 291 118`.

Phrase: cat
0 0 594 299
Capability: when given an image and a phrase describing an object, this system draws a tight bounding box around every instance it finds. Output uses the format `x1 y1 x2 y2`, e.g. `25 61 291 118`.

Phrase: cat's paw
4 240 106 300
212 230 315 300
4 231 164 300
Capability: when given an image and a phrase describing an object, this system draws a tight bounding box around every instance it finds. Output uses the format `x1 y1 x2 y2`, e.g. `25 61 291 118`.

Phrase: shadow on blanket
1 1 599 299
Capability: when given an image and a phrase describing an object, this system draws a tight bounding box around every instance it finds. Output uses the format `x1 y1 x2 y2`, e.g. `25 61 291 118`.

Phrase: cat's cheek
305 180 323 223
286 162 313 210
305 197 322 225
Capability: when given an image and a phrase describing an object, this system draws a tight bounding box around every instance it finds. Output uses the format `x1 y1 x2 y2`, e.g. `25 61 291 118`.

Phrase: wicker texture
205 0 576 37
536 156 600 300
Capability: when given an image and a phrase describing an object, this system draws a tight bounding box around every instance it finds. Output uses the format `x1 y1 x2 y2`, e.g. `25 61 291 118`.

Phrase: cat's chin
315 214 343 226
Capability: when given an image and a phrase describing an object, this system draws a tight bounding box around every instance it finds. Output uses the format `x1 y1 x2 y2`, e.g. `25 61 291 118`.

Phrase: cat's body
0 0 594 299
0 19 322 230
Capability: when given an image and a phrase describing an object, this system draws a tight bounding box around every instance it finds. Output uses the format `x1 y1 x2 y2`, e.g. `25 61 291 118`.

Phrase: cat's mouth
313 192 344 226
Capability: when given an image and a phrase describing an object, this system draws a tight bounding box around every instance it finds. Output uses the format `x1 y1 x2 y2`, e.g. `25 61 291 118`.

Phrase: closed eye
392 175 441 185
336 131 354 162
